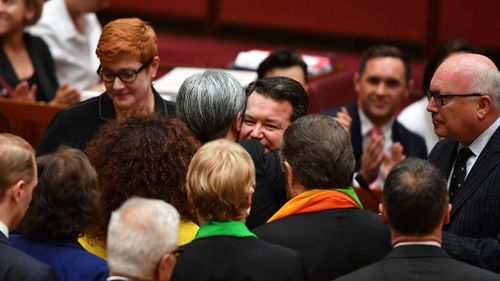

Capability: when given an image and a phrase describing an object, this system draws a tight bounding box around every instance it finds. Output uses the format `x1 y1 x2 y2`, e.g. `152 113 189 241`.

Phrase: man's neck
391 229 442 248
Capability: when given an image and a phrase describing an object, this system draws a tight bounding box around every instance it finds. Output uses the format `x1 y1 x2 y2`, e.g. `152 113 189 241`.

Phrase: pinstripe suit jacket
428 126 500 272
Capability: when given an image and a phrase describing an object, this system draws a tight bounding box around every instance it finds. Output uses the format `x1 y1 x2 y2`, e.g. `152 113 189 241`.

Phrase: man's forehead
361 56 406 79
431 54 481 91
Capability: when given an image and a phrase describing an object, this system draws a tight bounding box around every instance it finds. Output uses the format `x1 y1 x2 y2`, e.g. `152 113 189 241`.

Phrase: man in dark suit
335 158 500 281
254 115 391 281
176 70 307 228
426 53 500 272
323 45 427 189
0 133 56 281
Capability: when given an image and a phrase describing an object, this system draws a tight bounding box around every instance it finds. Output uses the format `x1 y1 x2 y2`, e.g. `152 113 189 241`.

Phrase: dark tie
449 147 473 202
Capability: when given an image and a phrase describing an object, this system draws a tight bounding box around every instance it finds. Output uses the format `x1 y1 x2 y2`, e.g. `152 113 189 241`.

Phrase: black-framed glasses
97 58 153 83
425 89 484 107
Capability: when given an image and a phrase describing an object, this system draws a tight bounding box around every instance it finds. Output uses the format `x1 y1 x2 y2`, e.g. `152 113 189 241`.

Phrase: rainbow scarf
268 187 363 222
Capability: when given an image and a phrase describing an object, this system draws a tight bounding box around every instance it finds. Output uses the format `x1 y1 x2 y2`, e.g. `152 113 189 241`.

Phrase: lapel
0 232 10 245
451 127 500 216
431 139 458 179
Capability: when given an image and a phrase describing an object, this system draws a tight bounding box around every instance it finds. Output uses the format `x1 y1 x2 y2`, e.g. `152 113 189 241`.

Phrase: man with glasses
36 18 175 155
106 197 180 281
427 53 500 272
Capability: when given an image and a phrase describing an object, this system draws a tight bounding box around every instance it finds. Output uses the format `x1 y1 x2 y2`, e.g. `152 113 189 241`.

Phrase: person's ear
8 180 26 204
404 79 414 99
157 253 177 281
476 95 492 120
379 203 389 224
443 203 452 225
24 3 36 24
245 184 255 217
233 114 242 133
353 72 361 95
150 56 160 79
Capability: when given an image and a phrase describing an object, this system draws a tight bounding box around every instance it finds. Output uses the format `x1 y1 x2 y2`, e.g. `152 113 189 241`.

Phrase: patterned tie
449 147 473 202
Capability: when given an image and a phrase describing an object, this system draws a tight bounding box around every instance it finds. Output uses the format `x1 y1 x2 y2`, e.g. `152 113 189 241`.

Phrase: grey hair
107 197 180 280
470 65 500 108
176 69 246 143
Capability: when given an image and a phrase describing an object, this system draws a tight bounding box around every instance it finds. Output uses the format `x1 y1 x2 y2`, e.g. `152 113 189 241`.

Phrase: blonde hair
25 0 44 26
187 139 255 221
0 133 35 200
96 18 158 65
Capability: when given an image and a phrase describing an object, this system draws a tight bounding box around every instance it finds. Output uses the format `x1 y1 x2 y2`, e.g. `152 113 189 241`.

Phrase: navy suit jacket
335 245 500 281
0 233 56 281
323 103 427 171
429 126 500 272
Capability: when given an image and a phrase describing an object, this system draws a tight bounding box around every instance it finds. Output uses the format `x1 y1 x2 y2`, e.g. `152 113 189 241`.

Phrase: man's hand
335 106 352 135
359 136 384 182
383 142 405 178
50 82 80 106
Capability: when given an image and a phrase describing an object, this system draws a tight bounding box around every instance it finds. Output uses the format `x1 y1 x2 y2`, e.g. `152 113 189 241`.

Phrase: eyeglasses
97 58 153 83
425 89 484 107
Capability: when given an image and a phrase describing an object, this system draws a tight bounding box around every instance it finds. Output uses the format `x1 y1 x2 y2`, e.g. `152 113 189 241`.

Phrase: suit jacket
253 209 392 281
0 33 59 102
36 88 176 155
323 103 427 171
335 245 500 281
0 233 57 281
429 126 500 272
10 234 108 281
171 236 305 281
240 140 286 229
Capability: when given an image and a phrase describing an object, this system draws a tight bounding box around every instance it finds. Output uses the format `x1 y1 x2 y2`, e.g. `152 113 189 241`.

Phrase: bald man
426 53 500 272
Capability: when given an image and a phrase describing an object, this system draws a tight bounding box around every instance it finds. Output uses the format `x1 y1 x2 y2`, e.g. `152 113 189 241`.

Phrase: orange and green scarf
268 187 363 223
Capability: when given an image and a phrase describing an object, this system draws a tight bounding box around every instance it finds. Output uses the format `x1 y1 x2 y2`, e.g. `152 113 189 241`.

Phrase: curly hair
16 147 98 240
85 114 199 243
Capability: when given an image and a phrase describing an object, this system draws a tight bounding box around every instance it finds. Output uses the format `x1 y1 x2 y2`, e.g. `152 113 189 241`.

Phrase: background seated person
0 0 79 105
172 139 305 281
107 197 180 281
11 147 108 281
322 45 427 189
36 17 176 155
257 48 308 88
29 0 108 91
80 114 199 259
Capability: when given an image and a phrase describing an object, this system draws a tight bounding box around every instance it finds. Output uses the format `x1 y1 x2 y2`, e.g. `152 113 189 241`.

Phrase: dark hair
17 147 98 240
423 39 479 90
85 114 199 243
358 45 412 82
257 48 308 83
383 158 448 236
246 76 309 122
281 114 354 188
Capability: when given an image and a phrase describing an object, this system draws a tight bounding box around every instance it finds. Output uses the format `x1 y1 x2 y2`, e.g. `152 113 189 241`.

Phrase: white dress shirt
0 220 9 238
29 0 102 91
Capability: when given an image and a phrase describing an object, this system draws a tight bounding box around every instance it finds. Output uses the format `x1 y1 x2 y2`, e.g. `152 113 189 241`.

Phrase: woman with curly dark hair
11 147 108 281
79 113 200 259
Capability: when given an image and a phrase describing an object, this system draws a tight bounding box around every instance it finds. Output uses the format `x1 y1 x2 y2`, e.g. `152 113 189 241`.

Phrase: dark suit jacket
171 236 305 281
0 233 56 281
253 209 391 281
323 103 427 171
335 245 500 281
0 33 59 102
240 140 286 229
429 126 500 272
36 88 176 155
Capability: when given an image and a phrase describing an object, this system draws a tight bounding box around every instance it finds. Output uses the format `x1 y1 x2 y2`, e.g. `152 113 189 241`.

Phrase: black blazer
240 140 286 229
36 88 176 155
0 33 59 102
323 103 427 170
335 245 500 281
0 233 56 281
429 126 500 272
171 236 305 281
253 208 391 281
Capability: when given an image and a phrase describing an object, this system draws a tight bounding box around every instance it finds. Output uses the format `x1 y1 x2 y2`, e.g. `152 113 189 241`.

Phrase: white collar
467 117 500 157
394 241 441 248
0 220 9 238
